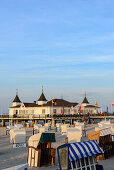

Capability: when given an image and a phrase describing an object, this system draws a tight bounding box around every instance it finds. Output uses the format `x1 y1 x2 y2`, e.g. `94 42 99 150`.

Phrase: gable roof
82 96 89 104
38 92 47 101
13 95 21 103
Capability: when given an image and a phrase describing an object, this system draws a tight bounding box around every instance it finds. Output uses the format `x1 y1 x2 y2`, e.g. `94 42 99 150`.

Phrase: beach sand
0 125 114 170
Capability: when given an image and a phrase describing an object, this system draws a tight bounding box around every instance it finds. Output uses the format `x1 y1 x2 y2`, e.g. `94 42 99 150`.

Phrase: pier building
9 91 79 117
9 90 101 118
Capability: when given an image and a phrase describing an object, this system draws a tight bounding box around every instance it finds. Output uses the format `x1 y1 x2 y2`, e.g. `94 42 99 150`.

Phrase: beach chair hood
68 140 103 162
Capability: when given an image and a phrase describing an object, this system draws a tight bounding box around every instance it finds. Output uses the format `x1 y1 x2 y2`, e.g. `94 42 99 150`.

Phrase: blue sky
0 0 114 113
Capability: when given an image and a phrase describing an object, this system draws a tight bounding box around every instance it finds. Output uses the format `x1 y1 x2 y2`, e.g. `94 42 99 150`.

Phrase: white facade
9 104 80 117
9 93 102 117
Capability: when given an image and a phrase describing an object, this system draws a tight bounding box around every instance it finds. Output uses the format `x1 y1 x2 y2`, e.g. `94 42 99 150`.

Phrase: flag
112 103 114 106
95 101 98 106
62 105 64 115
52 99 54 104
107 106 108 113
79 105 81 115
52 99 57 105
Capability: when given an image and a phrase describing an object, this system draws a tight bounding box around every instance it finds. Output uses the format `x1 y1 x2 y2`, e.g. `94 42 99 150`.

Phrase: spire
16 88 18 95
82 91 89 104
42 85 43 93
13 89 21 103
38 87 47 101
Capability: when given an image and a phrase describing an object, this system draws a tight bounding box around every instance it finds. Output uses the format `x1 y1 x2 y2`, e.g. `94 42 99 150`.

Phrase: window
42 109 45 114
74 109 76 113
64 109 67 113
68 109 70 114
53 109 56 113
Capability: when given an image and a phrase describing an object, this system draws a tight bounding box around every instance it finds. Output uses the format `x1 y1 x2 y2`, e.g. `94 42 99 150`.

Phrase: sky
0 0 114 113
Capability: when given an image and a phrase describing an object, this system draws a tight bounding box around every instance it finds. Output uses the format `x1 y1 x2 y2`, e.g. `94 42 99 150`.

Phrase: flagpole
52 98 53 115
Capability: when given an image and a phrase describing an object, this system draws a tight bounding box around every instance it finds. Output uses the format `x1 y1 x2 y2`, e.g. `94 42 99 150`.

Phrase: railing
0 113 114 119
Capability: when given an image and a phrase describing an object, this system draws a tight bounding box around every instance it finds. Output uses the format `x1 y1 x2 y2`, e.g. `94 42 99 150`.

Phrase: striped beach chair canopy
100 128 112 136
69 140 103 162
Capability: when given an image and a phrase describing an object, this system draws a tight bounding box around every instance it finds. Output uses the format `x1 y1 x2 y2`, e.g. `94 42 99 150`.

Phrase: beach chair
88 127 113 160
61 124 69 133
67 128 82 143
14 124 23 128
10 128 26 148
56 123 62 132
6 125 14 135
57 140 103 170
27 132 56 167
33 124 42 134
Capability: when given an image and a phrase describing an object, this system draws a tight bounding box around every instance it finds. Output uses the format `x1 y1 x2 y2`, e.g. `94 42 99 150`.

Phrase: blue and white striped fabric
69 140 103 161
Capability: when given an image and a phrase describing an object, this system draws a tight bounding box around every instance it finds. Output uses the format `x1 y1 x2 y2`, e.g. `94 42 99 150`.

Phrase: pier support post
22 121 25 127
14 120 16 125
9 120 11 125
16 120 19 124
71 119 74 125
2 119 5 127
62 120 65 124
31 120 34 127
35 120 38 124
52 119 55 127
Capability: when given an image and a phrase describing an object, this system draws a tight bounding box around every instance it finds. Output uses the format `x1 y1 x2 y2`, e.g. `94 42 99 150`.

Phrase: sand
0 125 114 170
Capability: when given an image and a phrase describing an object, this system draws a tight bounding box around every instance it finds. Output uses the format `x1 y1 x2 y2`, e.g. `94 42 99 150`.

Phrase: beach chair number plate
13 143 26 148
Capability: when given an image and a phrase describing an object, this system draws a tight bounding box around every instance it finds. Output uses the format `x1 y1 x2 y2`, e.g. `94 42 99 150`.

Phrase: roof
9 102 38 108
42 99 78 107
10 99 78 108
38 92 47 101
13 95 21 103
84 104 100 108
82 96 89 104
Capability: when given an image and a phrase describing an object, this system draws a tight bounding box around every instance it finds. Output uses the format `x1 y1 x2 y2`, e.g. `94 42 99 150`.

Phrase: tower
12 89 21 107
82 91 89 107
38 87 47 105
